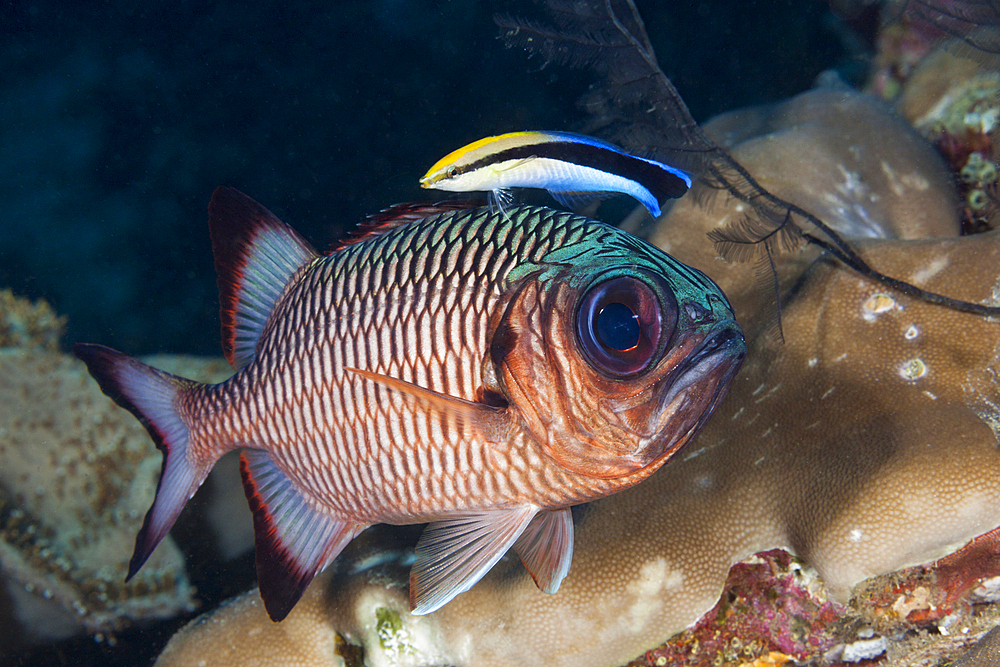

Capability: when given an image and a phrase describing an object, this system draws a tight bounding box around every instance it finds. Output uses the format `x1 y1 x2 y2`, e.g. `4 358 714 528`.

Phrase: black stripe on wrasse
458 141 690 201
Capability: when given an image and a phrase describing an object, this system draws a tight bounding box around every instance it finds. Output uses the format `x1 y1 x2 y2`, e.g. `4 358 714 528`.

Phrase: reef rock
0 289 66 351
152 87 1000 667
893 43 1000 235
0 313 233 647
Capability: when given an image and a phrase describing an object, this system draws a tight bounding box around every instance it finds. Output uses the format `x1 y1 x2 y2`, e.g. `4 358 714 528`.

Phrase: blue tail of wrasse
72 343 213 580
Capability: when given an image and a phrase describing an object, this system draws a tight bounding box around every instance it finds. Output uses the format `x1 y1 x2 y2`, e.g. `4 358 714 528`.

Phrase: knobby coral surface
0 310 234 648
0 349 196 644
0 289 66 351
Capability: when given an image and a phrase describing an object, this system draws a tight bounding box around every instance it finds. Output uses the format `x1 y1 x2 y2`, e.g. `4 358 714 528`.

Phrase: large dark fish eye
576 274 677 377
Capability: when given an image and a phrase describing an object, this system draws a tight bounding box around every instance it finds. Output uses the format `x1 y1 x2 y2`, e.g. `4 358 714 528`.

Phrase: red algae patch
623 550 842 667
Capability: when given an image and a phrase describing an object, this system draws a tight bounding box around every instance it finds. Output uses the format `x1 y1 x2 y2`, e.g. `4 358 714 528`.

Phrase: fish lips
608 319 746 468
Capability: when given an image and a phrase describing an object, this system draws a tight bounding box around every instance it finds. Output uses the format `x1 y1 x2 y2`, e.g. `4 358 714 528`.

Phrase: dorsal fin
208 187 318 370
328 200 483 253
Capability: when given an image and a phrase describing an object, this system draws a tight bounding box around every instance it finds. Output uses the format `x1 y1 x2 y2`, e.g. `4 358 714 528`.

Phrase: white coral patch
842 636 888 661
971 576 1000 604
880 160 930 196
624 558 684 630
911 256 949 284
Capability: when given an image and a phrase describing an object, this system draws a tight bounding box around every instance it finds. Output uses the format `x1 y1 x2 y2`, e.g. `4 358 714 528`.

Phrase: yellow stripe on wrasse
423 131 554 183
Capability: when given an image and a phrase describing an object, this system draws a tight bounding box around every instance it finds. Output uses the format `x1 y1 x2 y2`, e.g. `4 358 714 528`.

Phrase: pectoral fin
344 367 512 442
512 507 574 594
490 187 516 218
409 506 538 615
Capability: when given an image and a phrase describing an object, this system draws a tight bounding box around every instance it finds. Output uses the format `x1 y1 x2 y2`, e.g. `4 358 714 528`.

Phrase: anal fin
240 450 366 621
409 506 537 615
550 190 612 212
512 508 574 594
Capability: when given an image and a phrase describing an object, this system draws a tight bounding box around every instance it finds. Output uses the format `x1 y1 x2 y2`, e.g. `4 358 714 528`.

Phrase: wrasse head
420 132 548 191
495 233 746 480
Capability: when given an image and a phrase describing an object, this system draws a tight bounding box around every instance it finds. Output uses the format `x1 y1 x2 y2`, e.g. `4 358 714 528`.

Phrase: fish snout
695 319 747 371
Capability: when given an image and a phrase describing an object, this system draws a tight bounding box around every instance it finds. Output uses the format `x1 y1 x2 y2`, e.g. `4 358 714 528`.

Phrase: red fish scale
184 208 602 524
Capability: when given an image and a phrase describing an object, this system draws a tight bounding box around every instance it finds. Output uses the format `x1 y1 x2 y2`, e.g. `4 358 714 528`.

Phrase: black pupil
596 302 640 351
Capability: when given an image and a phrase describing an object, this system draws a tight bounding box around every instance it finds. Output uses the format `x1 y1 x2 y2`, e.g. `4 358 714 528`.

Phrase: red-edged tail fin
73 343 212 579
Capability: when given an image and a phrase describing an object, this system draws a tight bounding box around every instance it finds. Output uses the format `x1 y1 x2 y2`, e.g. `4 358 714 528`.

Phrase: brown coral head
495 270 745 481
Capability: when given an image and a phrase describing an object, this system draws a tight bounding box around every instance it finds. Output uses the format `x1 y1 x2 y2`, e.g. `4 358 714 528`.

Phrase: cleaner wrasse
420 130 692 217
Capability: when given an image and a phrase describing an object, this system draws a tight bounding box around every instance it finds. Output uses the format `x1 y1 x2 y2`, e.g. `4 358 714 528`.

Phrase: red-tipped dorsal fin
328 200 483 253
208 187 318 370
240 450 366 621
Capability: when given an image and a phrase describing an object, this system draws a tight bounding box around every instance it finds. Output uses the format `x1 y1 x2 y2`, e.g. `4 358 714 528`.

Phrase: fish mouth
617 320 745 456
665 322 745 407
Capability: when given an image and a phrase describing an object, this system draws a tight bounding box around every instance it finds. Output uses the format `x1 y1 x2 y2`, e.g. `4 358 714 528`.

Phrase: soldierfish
420 130 693 217
74 188 744 621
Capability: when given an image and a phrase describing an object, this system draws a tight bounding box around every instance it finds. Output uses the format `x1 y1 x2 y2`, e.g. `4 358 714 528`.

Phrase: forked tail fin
73 343 213 578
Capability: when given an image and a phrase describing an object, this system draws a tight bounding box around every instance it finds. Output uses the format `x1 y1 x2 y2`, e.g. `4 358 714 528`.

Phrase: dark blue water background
0 0 849 664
